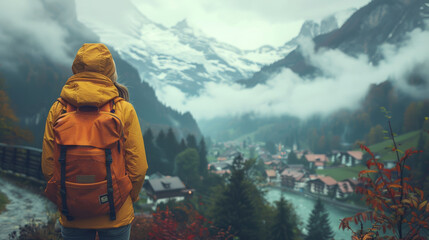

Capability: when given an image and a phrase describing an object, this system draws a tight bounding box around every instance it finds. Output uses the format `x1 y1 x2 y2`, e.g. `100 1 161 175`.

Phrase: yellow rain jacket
42 43 148 229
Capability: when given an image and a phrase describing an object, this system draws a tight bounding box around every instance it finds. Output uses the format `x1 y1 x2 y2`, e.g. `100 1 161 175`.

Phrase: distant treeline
143 128 208 177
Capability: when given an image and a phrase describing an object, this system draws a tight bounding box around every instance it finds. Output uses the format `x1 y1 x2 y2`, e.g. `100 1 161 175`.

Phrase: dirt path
0 177 55 239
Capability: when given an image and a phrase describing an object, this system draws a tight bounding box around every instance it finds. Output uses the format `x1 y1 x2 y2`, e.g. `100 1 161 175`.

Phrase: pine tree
305 198 334 240
179 138 187 152
210 154 262 240
143 128 163 175
155 130 172 174
165 128 179 167
156 130 166 149
198 138 208 177
186 134 197 149
287 151 299 165
270 196 298 240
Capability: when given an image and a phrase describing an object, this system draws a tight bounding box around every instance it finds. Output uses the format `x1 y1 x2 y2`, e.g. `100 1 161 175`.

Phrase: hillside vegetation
360 130 421 161
317 130 422 181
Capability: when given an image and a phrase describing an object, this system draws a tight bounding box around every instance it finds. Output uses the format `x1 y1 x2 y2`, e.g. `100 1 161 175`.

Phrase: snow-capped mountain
75 0 347 98
240 0 429 87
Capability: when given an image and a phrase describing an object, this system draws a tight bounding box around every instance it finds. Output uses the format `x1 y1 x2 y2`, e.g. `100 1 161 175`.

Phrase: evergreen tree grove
305 198 334 240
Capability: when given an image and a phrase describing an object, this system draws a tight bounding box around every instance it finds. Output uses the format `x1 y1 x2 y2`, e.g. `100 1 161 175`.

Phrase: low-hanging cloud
0 0 71 69
156 29 429 120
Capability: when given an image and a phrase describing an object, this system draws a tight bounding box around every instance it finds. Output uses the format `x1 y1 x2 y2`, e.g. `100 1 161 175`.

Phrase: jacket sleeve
41 102 63 181
122 103 148 202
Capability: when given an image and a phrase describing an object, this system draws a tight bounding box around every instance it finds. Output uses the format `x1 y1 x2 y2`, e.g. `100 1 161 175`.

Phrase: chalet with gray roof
143 176 193 205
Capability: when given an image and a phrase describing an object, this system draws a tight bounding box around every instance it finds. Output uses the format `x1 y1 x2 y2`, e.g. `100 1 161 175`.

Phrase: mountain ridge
76 1 344 99
240 0 429 87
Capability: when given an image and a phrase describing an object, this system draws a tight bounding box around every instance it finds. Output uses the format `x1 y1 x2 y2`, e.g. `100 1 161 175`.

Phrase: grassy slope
317 130 422 181
317 165 367 181
362 130 421 161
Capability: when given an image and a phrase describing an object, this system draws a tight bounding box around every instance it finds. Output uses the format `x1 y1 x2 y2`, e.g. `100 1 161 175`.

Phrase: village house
335 180 354 199
307 176 337 196
305 154 329 170
208 161 232 171
281 169 307 191
331 151 363 167
344 178 360 189
265 169 279 183
263 160 282 170
208 161 233 176
143 176 193 206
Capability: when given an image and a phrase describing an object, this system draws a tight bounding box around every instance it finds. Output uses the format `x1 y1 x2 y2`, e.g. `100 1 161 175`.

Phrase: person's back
42 43 148 240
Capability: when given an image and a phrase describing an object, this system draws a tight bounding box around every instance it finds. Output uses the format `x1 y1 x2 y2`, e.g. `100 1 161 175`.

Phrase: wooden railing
0 143 45 182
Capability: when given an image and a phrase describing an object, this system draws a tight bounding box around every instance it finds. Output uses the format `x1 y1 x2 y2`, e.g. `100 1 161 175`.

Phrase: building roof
347 151 363 160
213 170 231 175
312 176 337 186
265 169 277 177
264 160 281 166
305 154 328 162
281 169 305 181
309 174 318 180
210 161 232 170
337 181 354 193
146 176 186 192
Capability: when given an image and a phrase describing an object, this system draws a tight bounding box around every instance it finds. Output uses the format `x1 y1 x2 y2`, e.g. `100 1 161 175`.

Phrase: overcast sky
131 0 370 49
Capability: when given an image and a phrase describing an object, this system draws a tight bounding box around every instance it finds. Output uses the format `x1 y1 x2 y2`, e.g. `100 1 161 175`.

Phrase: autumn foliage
339 120 429 239
130 204 234 240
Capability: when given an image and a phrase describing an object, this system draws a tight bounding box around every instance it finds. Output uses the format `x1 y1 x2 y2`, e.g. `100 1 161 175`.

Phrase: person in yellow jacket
42 43 148 240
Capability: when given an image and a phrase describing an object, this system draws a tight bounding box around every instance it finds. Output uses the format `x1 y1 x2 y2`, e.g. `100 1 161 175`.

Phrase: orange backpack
45 97 132 221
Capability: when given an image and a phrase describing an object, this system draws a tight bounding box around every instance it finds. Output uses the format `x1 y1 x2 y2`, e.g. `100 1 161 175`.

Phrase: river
0 177 55 239
265 187 363 240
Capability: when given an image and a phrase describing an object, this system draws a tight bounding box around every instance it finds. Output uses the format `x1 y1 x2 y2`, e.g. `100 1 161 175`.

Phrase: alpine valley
75 0 429 149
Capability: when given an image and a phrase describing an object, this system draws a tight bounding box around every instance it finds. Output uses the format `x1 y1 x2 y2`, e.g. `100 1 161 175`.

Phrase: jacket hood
71 43 116 79
60 72 119 107
60 43 119 107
